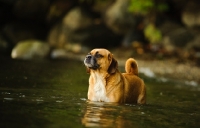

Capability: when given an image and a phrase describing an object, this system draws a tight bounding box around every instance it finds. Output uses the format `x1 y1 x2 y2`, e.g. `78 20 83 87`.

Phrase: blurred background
1 0 200 77
0 1 200 127
0 0 200 62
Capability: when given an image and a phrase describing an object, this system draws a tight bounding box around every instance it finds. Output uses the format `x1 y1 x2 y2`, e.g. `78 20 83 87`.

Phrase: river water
0 57 199 128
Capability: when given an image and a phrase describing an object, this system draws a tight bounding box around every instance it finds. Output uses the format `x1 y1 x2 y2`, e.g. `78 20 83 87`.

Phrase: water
0 58 200 128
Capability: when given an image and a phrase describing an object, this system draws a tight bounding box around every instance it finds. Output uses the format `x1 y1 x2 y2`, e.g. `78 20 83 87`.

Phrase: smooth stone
11 40 50 59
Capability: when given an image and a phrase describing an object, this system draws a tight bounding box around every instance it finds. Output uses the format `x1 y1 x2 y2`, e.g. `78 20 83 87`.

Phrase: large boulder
48 7 93 50
104 0 138 34
182 1 200 27
159 21 194 53
48 7 122 51
11 40 50 60
186 35 200 55
48 23 67 49
62 7 93 31
61 7 96 48
46 0 77 25
2 22 47 45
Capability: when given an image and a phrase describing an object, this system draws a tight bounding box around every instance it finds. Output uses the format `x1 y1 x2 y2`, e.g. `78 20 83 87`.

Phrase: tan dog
84 48 146 104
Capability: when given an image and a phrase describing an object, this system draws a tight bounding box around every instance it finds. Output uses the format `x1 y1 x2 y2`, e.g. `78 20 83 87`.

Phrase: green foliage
128 0 153 15
128 0 168 15
157 3 168 12
128 0 167 43
144 24 162 43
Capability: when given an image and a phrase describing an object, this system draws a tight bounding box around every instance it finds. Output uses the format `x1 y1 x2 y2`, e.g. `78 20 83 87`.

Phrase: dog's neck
90 71 109 102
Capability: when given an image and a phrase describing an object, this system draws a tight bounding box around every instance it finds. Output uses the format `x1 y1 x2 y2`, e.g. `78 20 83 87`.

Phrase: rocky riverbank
50 49 200 85
0 0 200 85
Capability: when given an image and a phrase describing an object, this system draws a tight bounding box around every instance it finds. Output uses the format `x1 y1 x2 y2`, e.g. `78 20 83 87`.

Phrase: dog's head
84 49 118 74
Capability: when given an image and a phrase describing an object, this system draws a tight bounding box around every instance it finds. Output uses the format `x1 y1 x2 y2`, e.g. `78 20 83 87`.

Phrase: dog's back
123 58 146 104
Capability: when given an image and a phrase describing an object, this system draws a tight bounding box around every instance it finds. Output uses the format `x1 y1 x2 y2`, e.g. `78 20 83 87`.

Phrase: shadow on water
0 57 200 128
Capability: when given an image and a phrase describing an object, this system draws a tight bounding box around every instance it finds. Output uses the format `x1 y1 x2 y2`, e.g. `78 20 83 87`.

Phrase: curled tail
125 58 138 75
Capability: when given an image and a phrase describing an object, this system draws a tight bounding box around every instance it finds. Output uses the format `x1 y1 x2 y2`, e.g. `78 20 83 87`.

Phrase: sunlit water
0 58 200 128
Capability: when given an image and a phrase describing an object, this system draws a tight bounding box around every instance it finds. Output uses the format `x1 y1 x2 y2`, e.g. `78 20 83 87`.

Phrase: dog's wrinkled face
84 49 118 74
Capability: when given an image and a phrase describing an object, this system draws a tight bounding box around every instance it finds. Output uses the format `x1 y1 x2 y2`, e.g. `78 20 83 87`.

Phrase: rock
11 40 50 59
182 1 200 27
46 0 76 25
159 21 194 52
50 46 89 59
104 0 138 34
159 21 182 36
186 35 200 61
2 22 47 44
48 7 122 49
51 49 68 59
48 23 67 48
50 48 86 60
62 7 93 30
92 0 113 14
61 6 123 48
186 35 200 51
48 22 91 49
48 7 93 48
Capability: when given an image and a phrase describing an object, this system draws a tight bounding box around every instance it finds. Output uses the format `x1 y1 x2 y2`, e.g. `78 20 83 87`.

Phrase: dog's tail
125 58 138 75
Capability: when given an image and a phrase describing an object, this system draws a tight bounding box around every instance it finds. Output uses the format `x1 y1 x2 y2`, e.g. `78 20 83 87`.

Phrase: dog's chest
92 73 109 102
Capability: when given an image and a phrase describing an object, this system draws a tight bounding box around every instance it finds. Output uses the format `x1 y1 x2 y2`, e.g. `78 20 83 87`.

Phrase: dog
84 48 146 104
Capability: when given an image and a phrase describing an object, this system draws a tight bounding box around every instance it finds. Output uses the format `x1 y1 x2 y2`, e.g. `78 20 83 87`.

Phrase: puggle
84 48 146 104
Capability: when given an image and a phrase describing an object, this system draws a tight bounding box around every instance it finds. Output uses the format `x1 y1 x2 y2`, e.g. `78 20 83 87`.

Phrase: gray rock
159 21 182 35
48 7 93 48
46 0 75 24
104 0 137 34
62 7 93 31
47 6 122 49
182 1 200 27
48 23 67 48
186 35 200 50
160 21 194 52
11 40 50 59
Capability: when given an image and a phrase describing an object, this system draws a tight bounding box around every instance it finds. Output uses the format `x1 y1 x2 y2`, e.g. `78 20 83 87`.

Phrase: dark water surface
0 58 200 128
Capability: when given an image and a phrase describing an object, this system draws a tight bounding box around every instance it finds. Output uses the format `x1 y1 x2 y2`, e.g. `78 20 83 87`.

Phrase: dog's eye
96 54 103 58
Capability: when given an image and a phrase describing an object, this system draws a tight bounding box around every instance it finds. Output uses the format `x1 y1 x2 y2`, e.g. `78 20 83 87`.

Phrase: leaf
144 24 162 44
128 0 168 15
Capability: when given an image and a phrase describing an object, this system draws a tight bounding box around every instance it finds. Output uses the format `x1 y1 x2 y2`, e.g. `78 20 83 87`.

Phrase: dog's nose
86 55 92 59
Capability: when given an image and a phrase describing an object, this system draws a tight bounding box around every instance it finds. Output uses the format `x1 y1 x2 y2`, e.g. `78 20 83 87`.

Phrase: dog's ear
86 67 90 74
107 54 118 74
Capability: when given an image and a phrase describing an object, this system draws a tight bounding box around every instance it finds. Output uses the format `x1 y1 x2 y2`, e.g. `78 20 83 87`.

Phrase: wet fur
84 49 146 104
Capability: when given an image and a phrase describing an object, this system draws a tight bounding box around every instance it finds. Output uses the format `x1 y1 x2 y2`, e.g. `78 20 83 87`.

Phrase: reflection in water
82 101 133 128
1 59 200 127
